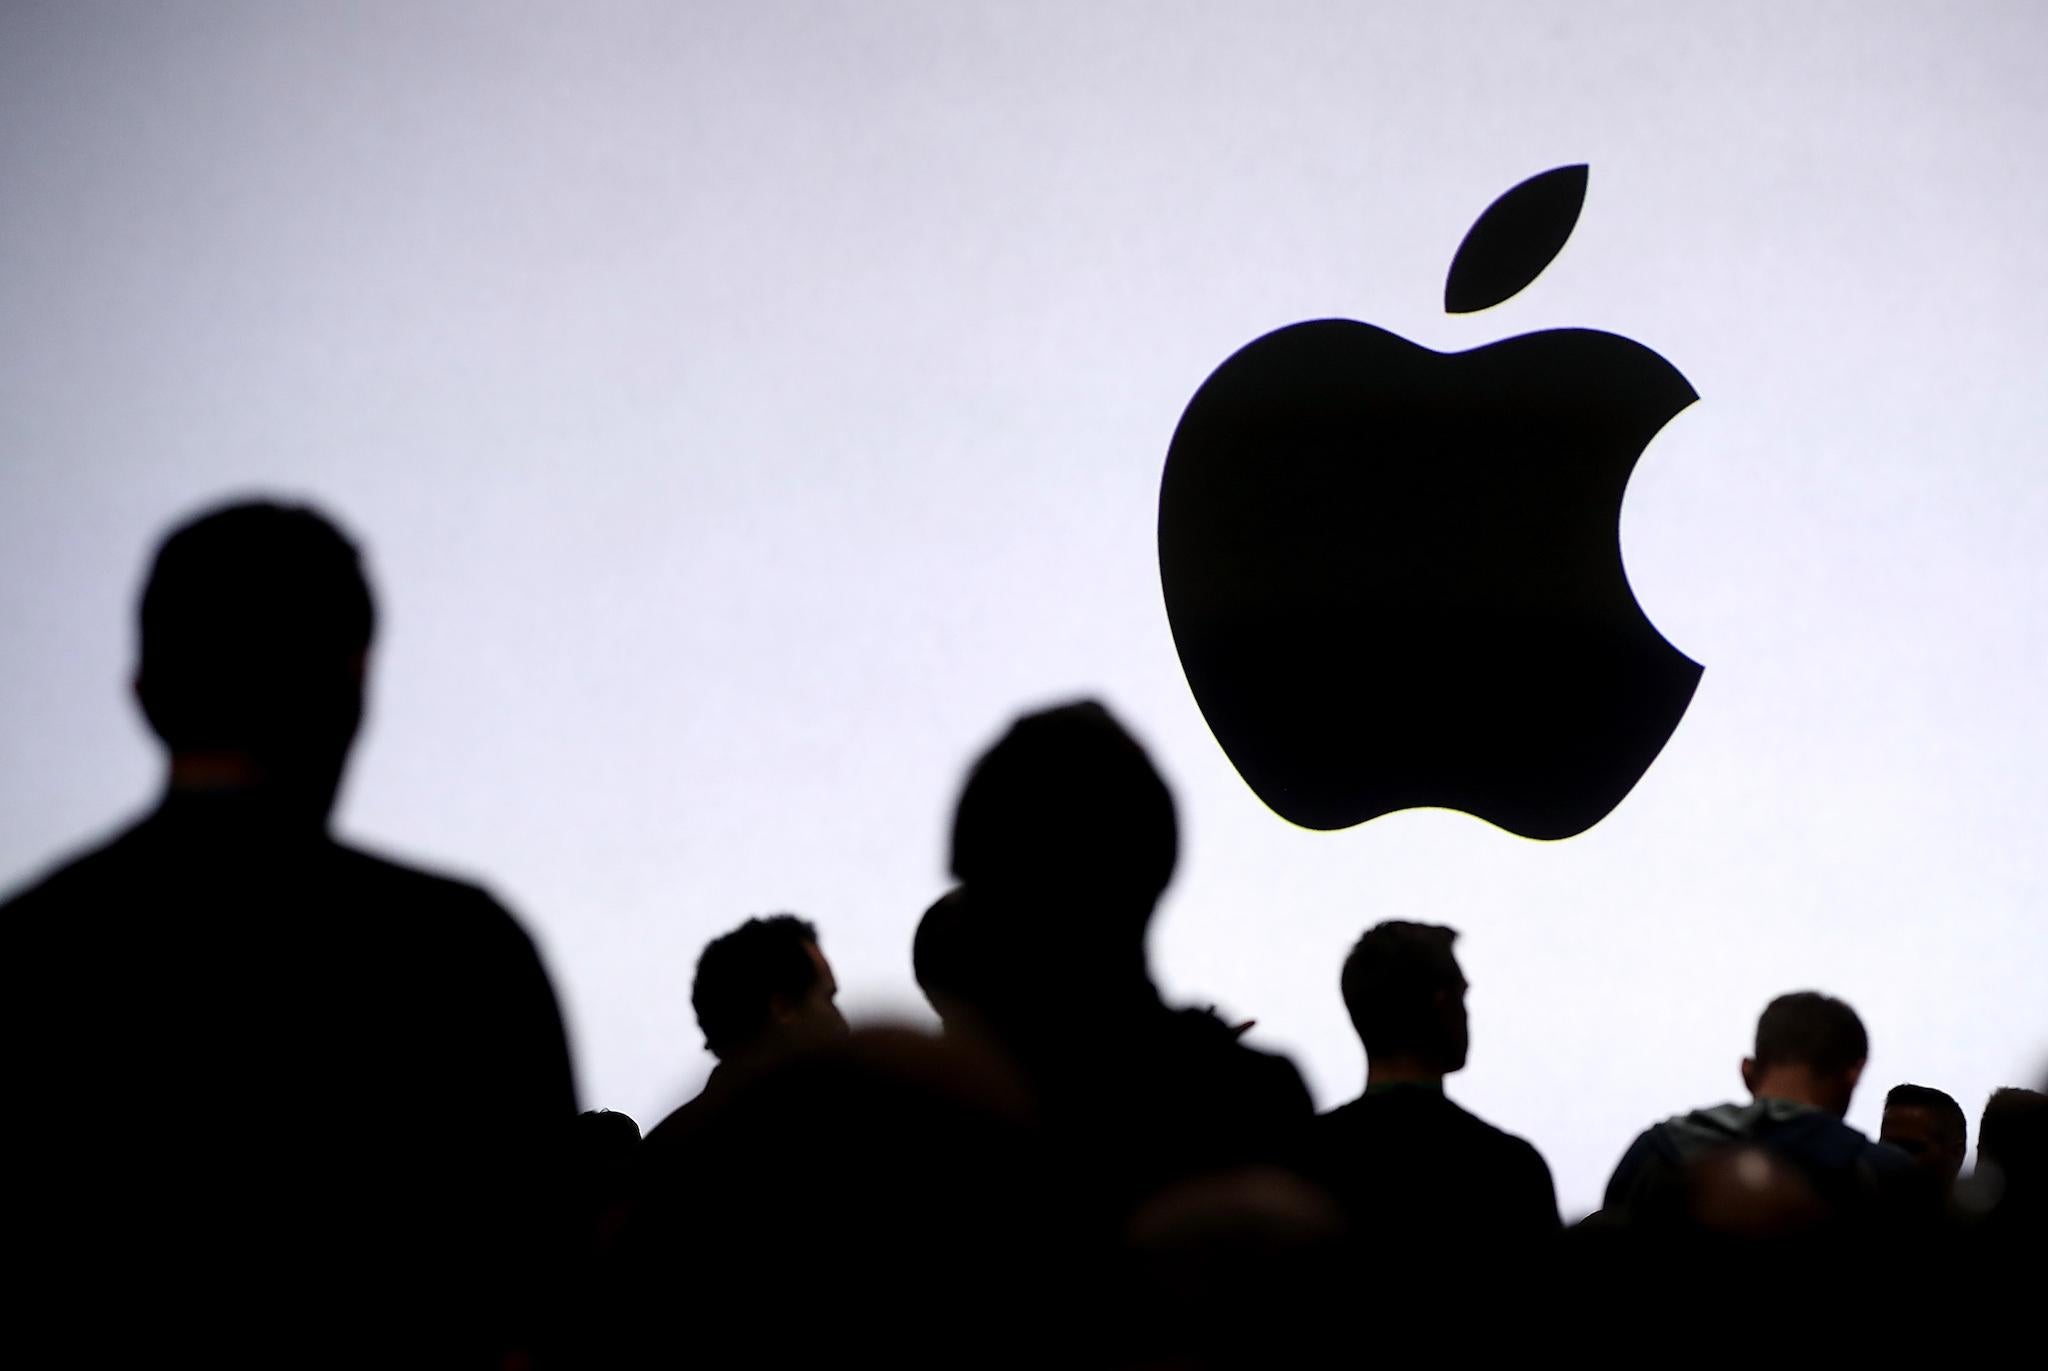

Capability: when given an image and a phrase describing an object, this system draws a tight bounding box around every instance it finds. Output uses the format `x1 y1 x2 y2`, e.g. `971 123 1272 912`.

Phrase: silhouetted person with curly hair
1 498 576 1366
639 912 848 1160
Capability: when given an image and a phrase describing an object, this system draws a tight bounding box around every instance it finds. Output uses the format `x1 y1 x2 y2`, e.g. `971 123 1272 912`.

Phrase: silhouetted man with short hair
1299 921 1560 1255
943 700 1313 1220
2 499 576 1365
1604 991 1913 1232
1881 1083 1968 1192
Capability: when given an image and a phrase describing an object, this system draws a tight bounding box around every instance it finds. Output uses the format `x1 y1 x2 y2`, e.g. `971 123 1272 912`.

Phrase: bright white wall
3 2 2042 1219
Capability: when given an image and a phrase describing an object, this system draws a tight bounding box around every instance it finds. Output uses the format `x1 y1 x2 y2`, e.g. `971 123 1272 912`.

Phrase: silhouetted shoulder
1319 1089 1534 1153
325 841 578 1110
0 815 156 915
1311 1089 1560 1234
1169 1006 1316 1117
326 841 532 931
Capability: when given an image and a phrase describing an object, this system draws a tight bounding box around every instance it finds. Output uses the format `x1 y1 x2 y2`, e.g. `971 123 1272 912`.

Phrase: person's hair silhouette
1 496 576 1365
691 913 847 1061
1881 1084 1968 1190
1339 920 1469 1074
1743 991 1869 1113
952 699 1178 920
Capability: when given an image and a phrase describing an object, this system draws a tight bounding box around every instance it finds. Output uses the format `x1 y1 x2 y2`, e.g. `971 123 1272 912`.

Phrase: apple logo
1158 165 1700 840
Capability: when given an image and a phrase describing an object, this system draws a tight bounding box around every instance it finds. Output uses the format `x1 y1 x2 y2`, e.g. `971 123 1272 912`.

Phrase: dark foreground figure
943 702 1316 1216
2 501 575 1366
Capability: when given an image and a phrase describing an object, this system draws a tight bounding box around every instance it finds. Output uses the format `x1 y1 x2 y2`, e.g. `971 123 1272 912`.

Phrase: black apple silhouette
1158 165 1700 840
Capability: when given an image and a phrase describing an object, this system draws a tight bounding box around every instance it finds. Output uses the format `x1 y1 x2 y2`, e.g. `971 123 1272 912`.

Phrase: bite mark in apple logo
1158 165 1700 840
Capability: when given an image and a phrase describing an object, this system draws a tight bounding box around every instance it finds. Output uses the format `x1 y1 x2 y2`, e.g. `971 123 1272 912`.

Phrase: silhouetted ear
1739 1057 1759 1095
1444 164 1588 314
1844 1060 1865 1095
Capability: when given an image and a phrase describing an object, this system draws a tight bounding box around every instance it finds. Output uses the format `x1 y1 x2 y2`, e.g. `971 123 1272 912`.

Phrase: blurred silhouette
1881 1083 1968 1191
1603 992 1914 1233
1674 1144 1829 1240
945 700 1314 1223
914 885 979 1034
603 1026 1068 1370
1967 1087 2046 1238
1121 1166 1348 1369
0 499 576 1365
1298 922 1560 1271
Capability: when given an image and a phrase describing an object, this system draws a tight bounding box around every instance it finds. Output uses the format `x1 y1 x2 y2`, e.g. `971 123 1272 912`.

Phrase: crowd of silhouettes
3 498 2041 1366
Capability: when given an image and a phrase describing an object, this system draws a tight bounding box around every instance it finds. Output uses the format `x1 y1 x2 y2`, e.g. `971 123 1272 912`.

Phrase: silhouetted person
916 884 1020 1051
1298 921 1560 1262
1603 991 1913 1234
945 700 1313 1226
1881 1083 1968 1192
613 914 854 1347
1 499 575 1365
1971 1087 2046 1238
638 913 848 1160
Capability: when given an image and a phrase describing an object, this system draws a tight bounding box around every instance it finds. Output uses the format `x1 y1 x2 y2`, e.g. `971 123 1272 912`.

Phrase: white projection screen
3 3 2043 1220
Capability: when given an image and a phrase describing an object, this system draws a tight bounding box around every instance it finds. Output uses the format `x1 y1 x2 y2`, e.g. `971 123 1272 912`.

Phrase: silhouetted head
913 887 980 1032
1881 1084 1968 1189
1978 1088 2046 1184
691 914 847 1063
136 499 375 819
1739 992 1868 1118
1339 921 1468 1079
571 1108 642 1160
949 700 1178 931
563 1110 642 1214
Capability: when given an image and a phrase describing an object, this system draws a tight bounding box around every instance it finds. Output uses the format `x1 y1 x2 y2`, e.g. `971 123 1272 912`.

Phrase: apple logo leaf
1443 164 1588 314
